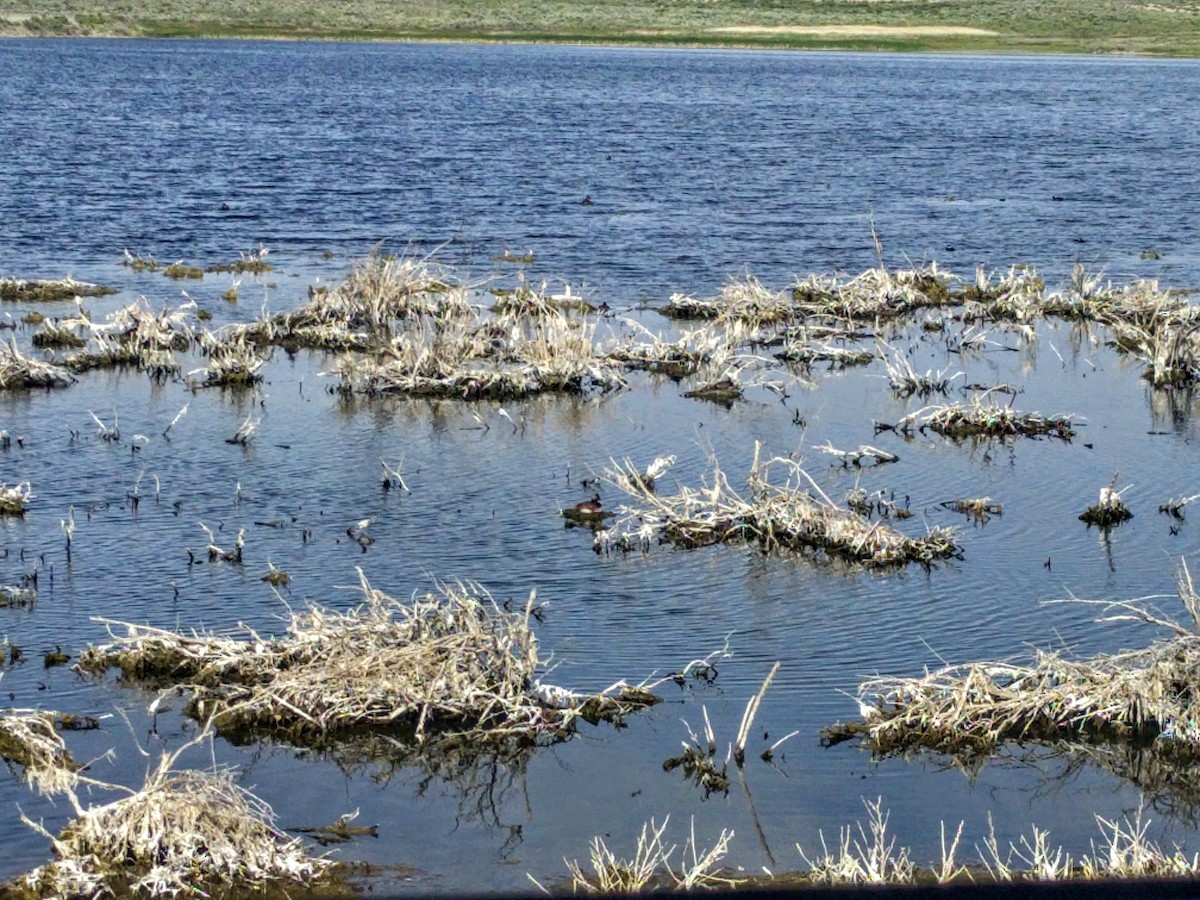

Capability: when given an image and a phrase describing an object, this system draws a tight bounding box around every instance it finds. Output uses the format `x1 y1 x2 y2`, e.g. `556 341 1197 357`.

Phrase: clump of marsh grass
63 298 194 379
1080 476 1134 527
191 329 266 387
1161 493 1200 520
163 261 204 280
0 481 32 515
879 341 962 397
206 244 272 275
547 816 741 894
0 707 84 796
79 569 668 745
793 263 955 324
595 443 958 568
121 249 160 272
889 400 1076 441
604 319 721 379
961 265 1046 322
842 562 1200 760
661 274 795 326
20 728 332 898
0 337 74 389
1101 284 1200 387
30 316 88 349
0 277 116 302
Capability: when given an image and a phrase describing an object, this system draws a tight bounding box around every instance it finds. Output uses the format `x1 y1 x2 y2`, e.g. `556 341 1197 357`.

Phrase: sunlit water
1 39 1200 893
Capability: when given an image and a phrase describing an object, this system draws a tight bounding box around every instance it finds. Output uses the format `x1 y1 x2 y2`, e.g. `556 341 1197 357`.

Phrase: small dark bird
581 194 593 206
561 492 612 525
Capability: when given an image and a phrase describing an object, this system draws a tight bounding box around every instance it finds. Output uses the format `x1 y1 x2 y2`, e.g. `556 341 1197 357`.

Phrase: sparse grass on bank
3 0 1200 56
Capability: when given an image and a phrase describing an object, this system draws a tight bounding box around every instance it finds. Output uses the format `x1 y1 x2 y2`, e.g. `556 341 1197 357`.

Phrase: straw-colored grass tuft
0 481 32 516
21 730 332 898
894 401 1076 441
597 443 958 568
548 816 741 894
0 708 83 797
80 569 665 745
1 338 74 389
845 562 1200 760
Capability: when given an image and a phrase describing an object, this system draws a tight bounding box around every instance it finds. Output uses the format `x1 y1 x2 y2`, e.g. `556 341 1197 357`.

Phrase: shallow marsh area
2 39 1200 895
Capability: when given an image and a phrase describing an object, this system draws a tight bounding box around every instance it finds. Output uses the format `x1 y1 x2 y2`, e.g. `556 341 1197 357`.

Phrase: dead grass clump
960 265 1046 321
895 401 1076 441
21 731 332 898
0 708 82 796
1080 478 1134 527
550 817 741 894
206 245 273 275
0 338 74 389
30 317 88 349
604 319 722 379
80 570 663 744
661 274 795 326
191 330 266 387
122 249 160 272
793 264 955 323
63 299 194 378
880 342 961 396
846 562 1200 759
163 262 204 279
0 277 116 302
1101 284 1200 387
596 443 959 568
0 481 32 515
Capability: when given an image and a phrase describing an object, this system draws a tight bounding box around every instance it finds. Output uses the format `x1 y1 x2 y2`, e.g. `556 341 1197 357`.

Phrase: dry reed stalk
0 480 32 515
850 562 1200 759
661 274 795 326
879 341 961 396
80 570 665 745
604 318 722 379
21 728 332 898
597 444 958 568
797 797 916 886
553 816 740 894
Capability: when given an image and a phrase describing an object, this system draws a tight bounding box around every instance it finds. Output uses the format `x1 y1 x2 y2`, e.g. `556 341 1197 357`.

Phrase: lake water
2 38 1200 893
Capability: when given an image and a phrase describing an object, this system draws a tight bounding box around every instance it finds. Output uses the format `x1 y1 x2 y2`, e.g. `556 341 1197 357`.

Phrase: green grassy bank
1 0 1199 55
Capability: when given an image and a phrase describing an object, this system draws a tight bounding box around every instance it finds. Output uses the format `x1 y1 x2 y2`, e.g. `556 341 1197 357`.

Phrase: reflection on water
1 38 1200 894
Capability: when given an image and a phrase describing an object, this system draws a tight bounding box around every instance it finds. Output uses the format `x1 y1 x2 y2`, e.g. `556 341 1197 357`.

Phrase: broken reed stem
734 661 780 766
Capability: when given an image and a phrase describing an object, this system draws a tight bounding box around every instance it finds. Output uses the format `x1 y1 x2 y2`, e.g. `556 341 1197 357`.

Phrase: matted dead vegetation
0 480 32 515
20 730 332 898
837 562 1200 761
0 338 74 389
61 298 195 379
0 277 116 303
0 708 83 796
595 445 959 567
79 570 675 745
886 400 1076 441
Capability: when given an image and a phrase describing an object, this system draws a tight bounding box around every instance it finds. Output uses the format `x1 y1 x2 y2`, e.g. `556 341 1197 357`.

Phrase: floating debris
941 497 1004 524
1161 493 1200 520
0 584 37 607
815 441 899 467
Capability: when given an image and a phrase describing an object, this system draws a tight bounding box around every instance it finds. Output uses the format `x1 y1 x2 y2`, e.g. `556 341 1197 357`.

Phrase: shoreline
1 14 1199 57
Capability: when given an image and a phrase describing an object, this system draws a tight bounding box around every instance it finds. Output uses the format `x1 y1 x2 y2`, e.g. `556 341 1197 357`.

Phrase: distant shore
2 1 1200 57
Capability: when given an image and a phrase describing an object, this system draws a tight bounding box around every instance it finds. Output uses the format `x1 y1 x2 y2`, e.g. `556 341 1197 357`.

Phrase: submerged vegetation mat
80 570 670 745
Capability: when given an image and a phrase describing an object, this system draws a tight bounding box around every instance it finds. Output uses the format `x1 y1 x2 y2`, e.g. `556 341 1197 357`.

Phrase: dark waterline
1 39 1199 893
